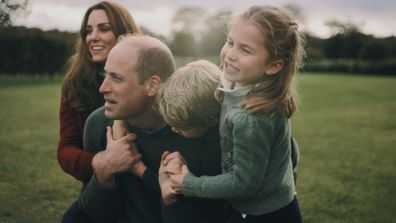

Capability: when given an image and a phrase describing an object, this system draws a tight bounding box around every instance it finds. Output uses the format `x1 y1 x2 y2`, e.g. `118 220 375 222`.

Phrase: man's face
100 44 151 122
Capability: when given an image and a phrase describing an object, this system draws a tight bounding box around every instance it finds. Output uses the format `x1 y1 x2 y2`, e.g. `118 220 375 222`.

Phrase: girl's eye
242 48 251 54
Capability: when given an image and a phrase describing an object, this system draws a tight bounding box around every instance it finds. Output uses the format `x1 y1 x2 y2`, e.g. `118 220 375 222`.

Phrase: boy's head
156 60 221 138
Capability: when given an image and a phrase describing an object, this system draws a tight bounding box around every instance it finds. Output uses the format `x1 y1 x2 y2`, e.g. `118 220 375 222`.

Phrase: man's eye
111 75 122 82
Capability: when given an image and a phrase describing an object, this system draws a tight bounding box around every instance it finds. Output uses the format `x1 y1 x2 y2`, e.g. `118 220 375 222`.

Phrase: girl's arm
176 111 274 199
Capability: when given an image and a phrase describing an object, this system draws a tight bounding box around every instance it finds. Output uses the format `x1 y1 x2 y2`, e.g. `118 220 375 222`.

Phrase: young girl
164 5 304 222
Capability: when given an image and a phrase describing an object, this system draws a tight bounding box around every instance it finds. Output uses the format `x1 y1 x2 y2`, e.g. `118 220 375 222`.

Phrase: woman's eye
85 27 92 34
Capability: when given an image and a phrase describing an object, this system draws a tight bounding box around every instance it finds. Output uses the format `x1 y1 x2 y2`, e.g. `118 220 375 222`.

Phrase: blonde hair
157 60 221 128
61 1 141 111
233 5 305 118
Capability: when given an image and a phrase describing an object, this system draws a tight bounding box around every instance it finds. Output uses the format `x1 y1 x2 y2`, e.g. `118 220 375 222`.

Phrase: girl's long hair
237 6 305 118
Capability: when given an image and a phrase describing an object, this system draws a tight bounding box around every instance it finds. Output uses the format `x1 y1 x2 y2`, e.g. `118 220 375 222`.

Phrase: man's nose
99 76 109 93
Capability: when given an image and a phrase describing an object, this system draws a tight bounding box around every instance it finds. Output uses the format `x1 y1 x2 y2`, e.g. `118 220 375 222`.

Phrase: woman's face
85 9 117 63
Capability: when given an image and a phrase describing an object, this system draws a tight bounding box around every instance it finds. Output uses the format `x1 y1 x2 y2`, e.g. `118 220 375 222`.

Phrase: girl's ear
145 75 162 96
266 59 284 76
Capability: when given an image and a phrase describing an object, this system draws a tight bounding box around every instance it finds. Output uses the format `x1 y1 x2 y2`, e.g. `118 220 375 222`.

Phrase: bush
304 58 396 75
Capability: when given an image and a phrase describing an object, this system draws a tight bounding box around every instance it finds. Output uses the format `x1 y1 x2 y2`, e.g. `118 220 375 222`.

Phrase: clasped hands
158 151 190 205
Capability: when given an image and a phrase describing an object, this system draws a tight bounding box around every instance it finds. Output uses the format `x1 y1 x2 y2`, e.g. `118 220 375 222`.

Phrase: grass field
0 73 395 223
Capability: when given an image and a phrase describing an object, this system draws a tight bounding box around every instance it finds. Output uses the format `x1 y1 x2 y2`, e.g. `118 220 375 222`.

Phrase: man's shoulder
87 106 106 122
86 106 112 124
84 106 112 151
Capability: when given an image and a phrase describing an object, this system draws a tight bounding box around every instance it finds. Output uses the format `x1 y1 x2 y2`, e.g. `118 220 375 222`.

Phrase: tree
171 6 207 34
199 10 230 56
170 31 197 57
169 7 207 57
359 39 390 60
324 20 369 59
0 0 29 29
325 20 362 36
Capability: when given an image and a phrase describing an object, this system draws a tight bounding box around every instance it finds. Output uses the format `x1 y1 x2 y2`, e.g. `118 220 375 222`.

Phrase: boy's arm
112 120 160 193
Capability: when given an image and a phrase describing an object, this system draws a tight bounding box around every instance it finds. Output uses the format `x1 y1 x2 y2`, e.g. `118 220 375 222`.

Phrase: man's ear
266 59 284 76
145 75 162 96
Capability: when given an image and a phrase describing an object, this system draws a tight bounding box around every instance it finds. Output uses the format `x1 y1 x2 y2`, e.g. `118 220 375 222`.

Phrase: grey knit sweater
183 85 295 215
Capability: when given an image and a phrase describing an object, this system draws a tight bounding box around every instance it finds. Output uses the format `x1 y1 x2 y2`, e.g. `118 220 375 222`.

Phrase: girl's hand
169 164 189 194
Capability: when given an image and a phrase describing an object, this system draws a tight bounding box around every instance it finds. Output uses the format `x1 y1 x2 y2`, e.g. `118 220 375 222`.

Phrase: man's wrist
92 151 115 187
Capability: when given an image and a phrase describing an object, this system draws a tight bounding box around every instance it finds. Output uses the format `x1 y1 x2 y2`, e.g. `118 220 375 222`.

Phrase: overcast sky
13 0 396 38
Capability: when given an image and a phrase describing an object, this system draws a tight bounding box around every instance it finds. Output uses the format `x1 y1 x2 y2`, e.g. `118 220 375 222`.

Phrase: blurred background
0 1 395 223
2 0 396 75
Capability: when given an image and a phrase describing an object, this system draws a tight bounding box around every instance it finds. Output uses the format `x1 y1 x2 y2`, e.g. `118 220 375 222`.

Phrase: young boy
156 59 221 139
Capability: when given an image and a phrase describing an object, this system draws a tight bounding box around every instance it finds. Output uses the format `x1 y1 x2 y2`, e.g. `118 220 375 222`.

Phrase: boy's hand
129 160 147 178
163 151 186 174
159 151 178 205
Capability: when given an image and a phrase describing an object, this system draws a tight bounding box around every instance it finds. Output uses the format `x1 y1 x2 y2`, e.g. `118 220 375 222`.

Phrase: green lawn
0 73 395 223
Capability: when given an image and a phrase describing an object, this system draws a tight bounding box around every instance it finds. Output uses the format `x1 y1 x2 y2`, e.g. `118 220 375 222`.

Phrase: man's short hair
157 60 221 128
135 47 175 84
117 34 176 83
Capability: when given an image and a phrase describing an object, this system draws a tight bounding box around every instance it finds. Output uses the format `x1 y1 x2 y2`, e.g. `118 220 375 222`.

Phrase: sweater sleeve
79 107 122 223
56 99 95 182
183 110 274 199
79 174 122 223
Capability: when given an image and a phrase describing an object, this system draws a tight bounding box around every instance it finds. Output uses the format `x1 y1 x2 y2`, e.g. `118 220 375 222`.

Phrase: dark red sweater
57 97 101 182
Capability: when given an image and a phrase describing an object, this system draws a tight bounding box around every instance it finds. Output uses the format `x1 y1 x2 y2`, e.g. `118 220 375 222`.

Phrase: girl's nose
226 47 237 61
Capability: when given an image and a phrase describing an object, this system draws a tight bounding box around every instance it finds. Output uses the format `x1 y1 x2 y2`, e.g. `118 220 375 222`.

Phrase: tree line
1 7 396 75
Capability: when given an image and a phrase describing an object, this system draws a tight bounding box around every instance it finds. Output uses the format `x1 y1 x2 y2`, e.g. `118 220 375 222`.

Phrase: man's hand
92 127 141 187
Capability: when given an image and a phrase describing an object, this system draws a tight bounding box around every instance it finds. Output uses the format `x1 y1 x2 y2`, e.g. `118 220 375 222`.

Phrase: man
79 34 225 223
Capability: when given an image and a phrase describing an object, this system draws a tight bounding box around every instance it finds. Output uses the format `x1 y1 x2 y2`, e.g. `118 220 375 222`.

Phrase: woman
57 1 141 182
57 1 141 222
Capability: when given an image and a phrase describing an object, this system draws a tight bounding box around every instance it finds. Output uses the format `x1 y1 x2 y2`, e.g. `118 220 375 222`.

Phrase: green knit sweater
183 85 295 215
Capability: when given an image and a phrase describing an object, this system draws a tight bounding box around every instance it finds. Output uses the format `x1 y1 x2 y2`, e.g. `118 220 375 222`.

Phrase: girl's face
85 9 117 63
220 17 272 86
